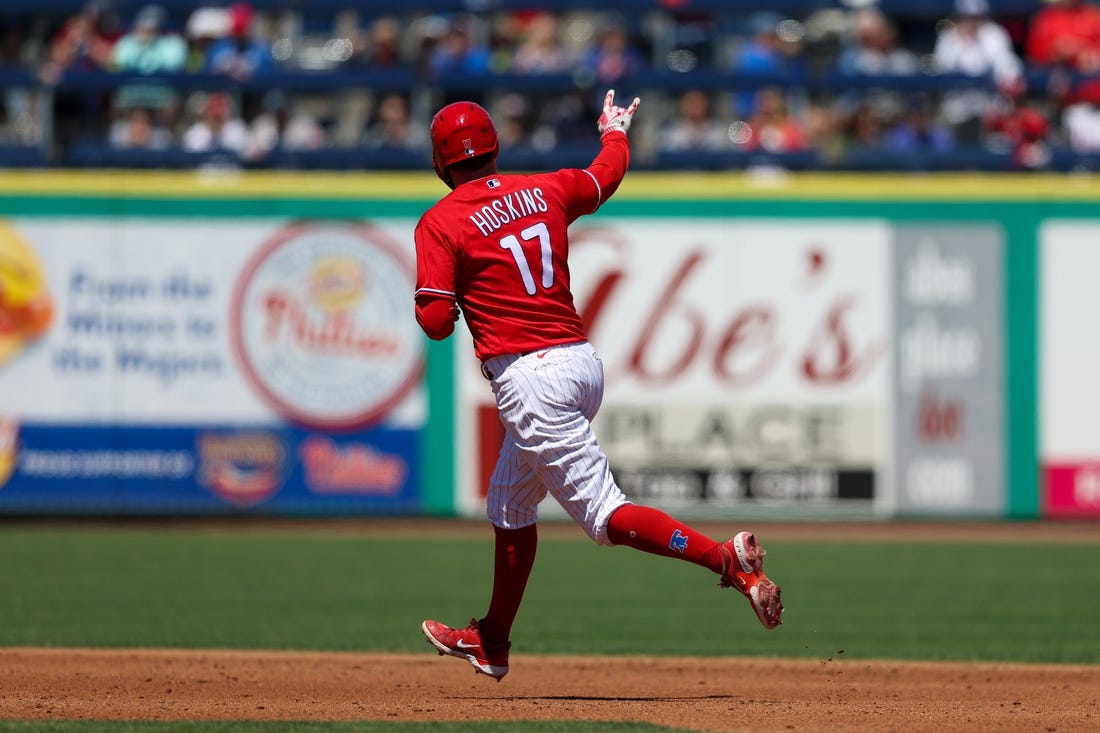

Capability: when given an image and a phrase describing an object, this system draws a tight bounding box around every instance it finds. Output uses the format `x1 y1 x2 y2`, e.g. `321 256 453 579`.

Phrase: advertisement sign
1041 222 1100 517
232 222 422 431
892 227 1004 516
0 218 424 514
0 424 419 514
458 220 893 519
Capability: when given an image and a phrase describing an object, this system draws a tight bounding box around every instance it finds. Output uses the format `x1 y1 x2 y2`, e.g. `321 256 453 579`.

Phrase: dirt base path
2 647 1098 733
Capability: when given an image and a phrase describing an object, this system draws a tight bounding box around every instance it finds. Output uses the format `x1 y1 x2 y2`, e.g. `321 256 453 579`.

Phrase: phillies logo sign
231 221 422 431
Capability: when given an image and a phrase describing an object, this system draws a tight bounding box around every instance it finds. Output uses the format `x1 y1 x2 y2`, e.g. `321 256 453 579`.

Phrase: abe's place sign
459 219 894 518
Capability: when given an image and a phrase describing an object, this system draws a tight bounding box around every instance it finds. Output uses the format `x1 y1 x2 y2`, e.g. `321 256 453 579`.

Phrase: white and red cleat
421 618 510 681
717 531 784 630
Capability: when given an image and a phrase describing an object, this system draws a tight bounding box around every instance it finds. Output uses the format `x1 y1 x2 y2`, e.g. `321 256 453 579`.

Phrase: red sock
606 504 723 573
480 523 537 647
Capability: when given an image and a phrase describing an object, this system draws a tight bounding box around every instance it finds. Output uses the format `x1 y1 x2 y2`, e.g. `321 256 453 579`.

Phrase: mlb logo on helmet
463 138 474 156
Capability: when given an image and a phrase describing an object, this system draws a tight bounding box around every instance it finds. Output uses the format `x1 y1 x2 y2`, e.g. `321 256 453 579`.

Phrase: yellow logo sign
0 221 53 367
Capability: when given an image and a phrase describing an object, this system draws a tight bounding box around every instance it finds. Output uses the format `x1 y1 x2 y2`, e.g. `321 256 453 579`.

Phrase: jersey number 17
499 221 553 295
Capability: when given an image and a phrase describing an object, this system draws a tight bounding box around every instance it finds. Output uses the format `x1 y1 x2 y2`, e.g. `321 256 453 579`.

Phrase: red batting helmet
429 101 499 185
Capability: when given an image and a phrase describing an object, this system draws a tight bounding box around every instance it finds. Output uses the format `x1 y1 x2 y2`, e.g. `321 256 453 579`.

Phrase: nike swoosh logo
536 351 548 358
455 640 480 650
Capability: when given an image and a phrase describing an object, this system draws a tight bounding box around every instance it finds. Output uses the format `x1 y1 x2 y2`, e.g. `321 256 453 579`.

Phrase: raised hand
597 89 641 135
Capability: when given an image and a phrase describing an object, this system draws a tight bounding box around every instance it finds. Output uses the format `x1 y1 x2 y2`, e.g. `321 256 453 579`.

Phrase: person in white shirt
933 0 1024 144
182 92 248 153
659 90 732 152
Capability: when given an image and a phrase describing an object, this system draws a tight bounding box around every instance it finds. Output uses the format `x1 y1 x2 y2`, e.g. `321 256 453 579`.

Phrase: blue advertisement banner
0 422 420 515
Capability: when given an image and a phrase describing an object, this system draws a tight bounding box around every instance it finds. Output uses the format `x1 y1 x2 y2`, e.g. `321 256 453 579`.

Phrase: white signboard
1041 221 1100 516
0 219 424 428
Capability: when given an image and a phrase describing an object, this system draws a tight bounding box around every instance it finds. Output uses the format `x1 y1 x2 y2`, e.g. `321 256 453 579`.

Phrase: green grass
0 723 694 733
1 524 1098 664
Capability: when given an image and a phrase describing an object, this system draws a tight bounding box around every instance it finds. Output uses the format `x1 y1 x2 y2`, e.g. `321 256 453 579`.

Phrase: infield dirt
3 647 1099 732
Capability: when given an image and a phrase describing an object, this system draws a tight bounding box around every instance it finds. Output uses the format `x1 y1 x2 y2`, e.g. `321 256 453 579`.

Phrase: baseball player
415 90 783 681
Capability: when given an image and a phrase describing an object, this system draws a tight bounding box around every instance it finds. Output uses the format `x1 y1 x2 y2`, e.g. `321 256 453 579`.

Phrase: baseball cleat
717 531 783 630
421 618 510 681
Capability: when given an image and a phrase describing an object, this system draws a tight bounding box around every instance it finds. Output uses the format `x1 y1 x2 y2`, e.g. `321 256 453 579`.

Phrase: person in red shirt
1026 0 1100 71
41 0 121 81
415 90 784 681
742 87 807 153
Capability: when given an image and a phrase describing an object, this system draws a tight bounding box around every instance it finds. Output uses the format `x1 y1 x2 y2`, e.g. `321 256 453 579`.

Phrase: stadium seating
5 0 1099 171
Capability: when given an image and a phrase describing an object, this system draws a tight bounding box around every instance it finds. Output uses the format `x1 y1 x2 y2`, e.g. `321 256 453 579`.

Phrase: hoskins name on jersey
468 186 549 237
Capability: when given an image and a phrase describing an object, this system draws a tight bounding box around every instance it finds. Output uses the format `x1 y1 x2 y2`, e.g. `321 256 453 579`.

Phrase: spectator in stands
985 95 1052 167
731 12 805 76
844 102 886 149
111 5 186 74
658 5 719 68
204 4 271 80
729 12 807 116
488 92 535 152
31 4 113 147
839 7 918 75
512 13 570 74
182 92 247 153
108 105 172 149
485 12 524 73
109 5 186 132
582 21 645 85
1061 82 1100 151
739 87 806 153
427 18 491 77
0 17 27 72
184 7 230 73
363 93 427 151
659 89 731 151
1 17 38 145
835 7 916 152
803 102 846 160
1046 75 1100 151
484 88 579 154
1027 0 1100 72
244 91 325 161
41 1 121 82
883 94 955 152
934 0 1024 145
354 16 404 70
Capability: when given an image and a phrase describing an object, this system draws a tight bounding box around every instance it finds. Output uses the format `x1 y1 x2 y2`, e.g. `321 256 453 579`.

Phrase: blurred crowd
2 0 1100 167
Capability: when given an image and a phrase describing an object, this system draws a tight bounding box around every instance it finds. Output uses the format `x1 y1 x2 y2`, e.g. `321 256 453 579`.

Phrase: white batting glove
597 89 641 136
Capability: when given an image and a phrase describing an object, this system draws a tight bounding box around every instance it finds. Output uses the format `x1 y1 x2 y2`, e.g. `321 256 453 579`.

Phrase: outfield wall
0 171 1097 520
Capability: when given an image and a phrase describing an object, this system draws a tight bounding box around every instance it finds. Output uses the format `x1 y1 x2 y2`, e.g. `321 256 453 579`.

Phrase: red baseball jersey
415 134 629 360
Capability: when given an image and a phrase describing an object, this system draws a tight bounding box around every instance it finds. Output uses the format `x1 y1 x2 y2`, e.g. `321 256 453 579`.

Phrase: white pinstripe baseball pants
481 340 629 545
